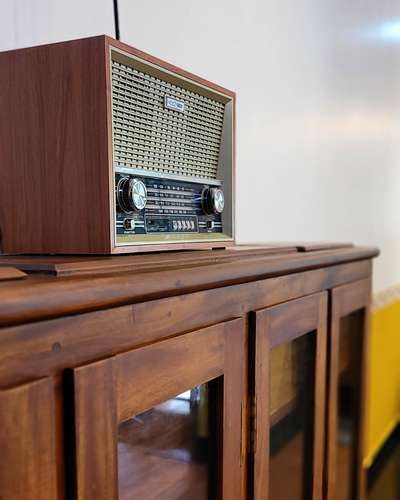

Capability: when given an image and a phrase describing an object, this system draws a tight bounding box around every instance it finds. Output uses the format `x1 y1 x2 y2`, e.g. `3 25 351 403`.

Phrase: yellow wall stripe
365 287 400 467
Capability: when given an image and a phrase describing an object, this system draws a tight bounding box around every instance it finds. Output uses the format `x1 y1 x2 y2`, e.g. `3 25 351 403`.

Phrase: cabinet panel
0 377 57 500
326 279 371 500
253 292 328 500
73 318 245 500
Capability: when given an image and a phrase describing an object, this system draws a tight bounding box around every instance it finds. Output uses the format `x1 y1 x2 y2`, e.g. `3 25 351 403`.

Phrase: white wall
0 0 114 51
1 0 399 292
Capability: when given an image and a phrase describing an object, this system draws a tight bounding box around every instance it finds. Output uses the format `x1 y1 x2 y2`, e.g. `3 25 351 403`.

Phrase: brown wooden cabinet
0 244 378 500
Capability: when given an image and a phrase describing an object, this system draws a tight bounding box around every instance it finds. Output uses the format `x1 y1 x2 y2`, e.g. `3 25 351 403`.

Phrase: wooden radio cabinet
0 243 378 499
0 36 235 255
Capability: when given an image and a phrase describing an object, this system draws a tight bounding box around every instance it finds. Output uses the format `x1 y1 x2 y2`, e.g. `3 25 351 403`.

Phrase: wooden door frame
326 279 372 500
252 292 328 500
72 318 245 500
0 377 57 500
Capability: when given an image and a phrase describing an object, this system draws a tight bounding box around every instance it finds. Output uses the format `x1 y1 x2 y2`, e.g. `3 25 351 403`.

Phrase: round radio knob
202 187 225 215
131 179 147 211
117 177 147 213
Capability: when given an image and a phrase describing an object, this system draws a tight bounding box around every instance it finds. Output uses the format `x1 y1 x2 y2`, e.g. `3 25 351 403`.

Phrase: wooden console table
0 244 379 500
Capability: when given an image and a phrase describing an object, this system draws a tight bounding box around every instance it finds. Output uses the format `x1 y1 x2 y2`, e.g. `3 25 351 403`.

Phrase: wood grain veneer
0 260 370 389
0 377 57 499
0 246 377 327
0 36 111 254
0 244 297 276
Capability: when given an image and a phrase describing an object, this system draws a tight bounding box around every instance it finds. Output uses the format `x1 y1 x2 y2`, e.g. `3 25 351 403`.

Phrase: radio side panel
0 36 112 254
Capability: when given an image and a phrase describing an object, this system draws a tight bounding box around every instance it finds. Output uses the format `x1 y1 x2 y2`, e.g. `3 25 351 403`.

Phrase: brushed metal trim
115 232 233 246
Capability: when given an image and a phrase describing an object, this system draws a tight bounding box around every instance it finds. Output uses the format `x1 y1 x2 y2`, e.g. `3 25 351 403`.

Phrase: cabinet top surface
0 243 378 328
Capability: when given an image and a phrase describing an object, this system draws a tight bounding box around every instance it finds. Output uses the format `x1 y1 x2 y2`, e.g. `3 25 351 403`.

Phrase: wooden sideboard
0 244 379 500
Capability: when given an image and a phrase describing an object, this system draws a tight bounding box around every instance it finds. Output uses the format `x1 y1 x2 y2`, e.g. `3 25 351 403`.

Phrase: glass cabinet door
252 292 328 500
326 279 371 500
72 319 245 500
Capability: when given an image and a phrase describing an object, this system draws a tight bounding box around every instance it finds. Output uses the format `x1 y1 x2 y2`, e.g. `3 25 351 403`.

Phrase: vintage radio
0 36 235 254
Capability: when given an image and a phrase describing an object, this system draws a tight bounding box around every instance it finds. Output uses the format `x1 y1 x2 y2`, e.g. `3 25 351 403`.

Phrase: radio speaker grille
111 60 225 179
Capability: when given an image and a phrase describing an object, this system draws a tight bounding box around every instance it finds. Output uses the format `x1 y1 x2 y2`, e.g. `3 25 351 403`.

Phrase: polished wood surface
0 245 378 499
0 267 26 281
0 245 297 276
0 36 111 254
0 261 370 389
295 243 353 252
0 378 57 499
0 246 377 327
253 293 327 500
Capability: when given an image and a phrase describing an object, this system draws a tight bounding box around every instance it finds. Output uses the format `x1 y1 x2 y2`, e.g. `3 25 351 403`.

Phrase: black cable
113 0 120 40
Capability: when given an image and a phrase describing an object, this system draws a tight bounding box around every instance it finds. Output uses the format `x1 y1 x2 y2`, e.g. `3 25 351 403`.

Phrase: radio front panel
110 47 234 247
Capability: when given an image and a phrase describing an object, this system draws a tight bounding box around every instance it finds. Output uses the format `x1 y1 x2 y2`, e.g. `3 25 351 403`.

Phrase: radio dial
202 187 225 215
117 177 147 213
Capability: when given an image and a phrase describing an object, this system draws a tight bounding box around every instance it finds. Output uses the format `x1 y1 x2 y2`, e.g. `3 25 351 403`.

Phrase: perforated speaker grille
111 60 225 179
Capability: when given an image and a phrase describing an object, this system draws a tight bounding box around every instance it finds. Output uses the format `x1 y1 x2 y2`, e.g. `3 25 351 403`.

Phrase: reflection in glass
118 381 219 500
269 332 316 500
335 310 364 500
